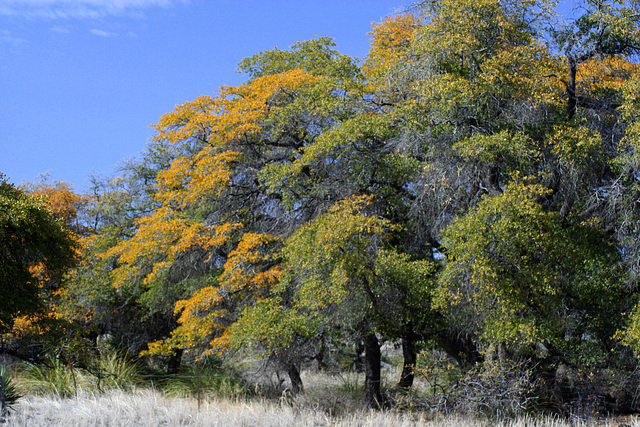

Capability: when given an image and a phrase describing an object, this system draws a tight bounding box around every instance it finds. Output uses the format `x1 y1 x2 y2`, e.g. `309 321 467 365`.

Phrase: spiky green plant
0 365 22 417
93 349 142 391
20 358 89 398
162 362 247 398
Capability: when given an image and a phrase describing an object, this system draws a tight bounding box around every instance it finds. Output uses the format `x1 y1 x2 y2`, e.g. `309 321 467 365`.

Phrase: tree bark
438 331 482 371
566 57 577 120
363 331 384 409
287 362 304 394
397 335 417 389
166 348 183 375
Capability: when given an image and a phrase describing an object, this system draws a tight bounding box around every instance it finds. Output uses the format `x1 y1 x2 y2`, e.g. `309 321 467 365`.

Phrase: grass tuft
161 363 247 398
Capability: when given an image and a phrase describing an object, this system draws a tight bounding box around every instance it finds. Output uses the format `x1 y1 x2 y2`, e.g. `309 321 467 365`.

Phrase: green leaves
281 195 395 310
0 365 21 417
0 176 76 332
237 37 360 81
438 183 556 342
438 181 627 360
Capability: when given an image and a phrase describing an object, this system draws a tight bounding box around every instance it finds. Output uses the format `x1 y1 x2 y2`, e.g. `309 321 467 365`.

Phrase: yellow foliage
363 14 422 80
577 55 640 94
549 125 603 171
151 95 218 144
146 232 282 357
26 180 93 237
106 206 241 288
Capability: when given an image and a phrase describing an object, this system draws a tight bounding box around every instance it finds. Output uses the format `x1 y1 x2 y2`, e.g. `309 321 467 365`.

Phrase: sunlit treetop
23 179 93 238
576 55 640 101
237 37 360 80
363 14 423 82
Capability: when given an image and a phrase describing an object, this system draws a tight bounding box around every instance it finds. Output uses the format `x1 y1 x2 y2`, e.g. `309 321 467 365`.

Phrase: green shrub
18 350 143 397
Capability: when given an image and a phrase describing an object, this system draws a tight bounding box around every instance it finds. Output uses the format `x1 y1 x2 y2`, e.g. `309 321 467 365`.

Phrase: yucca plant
0 365 22 418
93 349 142 391
162 360 247 399
20 357 88 398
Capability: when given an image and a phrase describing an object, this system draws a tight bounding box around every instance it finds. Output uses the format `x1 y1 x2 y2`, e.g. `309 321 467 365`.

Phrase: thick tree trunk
287 362 304 395
397 335 417 390
363 331 384 409
439 332 482 371
314 343 327 371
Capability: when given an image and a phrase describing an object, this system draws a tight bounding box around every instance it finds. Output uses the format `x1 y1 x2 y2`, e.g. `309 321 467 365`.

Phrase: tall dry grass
7 389 638 427
4 349 640 426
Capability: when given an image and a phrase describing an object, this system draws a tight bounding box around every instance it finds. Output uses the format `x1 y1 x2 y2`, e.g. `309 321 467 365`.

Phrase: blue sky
0 0 410 192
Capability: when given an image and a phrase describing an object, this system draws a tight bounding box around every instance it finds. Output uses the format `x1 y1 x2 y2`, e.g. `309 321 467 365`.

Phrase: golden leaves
146 231 282 356
106 207 240 288
577 55 640 94
151 95 217 145
155 148 240 207
363 14 422 81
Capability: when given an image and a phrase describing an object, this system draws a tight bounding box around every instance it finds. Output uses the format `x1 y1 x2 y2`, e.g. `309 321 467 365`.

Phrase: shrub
425 359 539 419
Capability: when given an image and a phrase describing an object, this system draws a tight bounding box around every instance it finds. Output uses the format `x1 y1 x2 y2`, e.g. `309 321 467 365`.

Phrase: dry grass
4 352 640 426
4 388 640 427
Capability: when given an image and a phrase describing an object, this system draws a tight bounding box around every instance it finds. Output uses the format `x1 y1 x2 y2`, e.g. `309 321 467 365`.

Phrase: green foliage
237 37 360 80
20 358 85 398
438 181 628 363
232 196 399 361
0 175 76 332
19 350 143 398
0 365 22 418
438 182 560 344
280 196 398 316
91 349 142 391
231 297 316 351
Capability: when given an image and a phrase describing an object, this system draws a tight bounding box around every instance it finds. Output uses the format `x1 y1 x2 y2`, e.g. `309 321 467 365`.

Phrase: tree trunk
353 339 364 372
287 362 304 395
566 57 577 120
397 335 417 389
363 331 384 409
166 348 183 375
439 331 482 371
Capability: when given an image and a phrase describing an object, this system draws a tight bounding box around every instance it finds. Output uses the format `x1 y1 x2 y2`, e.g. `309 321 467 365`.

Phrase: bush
18 349 144 397
425 360 539 419
91 348 142 391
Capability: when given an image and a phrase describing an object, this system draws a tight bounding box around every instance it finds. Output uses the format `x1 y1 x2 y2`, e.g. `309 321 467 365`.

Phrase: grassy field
2 350 639 426
4 389 639 426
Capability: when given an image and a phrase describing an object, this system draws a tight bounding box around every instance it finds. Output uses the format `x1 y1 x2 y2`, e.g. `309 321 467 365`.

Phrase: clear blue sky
0 0 410 192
